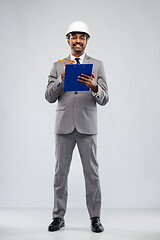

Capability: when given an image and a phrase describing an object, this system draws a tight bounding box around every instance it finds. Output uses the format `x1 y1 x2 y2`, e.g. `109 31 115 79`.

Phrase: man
45 21 109 233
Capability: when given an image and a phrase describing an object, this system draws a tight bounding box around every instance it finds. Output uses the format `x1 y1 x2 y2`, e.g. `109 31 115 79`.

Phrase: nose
76 37 81 43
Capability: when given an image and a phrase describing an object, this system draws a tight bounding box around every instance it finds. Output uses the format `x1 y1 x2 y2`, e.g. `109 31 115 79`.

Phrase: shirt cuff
92 85 102 100
56 77 63 88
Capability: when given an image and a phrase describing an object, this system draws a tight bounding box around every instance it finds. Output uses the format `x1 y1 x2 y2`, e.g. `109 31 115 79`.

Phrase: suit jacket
45 54 109 134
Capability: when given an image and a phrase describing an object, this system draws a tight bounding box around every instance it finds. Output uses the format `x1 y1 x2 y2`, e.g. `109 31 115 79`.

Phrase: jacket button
75 92 77 94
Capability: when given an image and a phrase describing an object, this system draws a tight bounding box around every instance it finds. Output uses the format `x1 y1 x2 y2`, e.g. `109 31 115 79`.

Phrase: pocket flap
56 105 65 111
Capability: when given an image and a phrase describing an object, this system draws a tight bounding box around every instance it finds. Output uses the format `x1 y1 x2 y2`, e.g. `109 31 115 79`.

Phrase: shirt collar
70 52 85 63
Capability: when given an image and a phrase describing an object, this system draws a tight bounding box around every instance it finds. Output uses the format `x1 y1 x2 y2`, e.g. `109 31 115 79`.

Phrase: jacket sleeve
45 62 64 103
92 61 109 106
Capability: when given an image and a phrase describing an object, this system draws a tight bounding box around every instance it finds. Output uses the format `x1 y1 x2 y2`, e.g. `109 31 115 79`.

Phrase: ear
67 39 70 46
85 39 88 46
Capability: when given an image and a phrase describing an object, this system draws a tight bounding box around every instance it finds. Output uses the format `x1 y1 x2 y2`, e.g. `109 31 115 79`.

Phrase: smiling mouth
74 44 83 48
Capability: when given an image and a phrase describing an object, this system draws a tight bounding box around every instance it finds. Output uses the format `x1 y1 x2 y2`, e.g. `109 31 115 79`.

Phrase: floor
0 208 160 240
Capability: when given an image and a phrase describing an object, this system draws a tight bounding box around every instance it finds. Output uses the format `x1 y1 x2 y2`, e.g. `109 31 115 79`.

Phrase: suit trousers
52 129 101 219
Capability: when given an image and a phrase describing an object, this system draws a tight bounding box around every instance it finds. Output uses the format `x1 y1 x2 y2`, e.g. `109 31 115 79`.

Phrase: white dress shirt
70 53 85 64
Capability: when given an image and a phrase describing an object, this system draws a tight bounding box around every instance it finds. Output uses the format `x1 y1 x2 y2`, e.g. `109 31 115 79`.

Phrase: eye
71 36 77 39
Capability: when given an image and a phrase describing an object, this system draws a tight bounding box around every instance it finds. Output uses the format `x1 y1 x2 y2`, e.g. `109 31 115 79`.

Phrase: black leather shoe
48 217 65 231
91 217 104 233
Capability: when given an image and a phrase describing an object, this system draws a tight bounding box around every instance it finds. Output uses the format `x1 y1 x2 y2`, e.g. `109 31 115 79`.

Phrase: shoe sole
92 227 104 233
48 222 65 232
92 230 104 233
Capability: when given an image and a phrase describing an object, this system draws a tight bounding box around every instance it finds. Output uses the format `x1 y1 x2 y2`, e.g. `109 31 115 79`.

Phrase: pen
58 59 68 62
58 59 76 63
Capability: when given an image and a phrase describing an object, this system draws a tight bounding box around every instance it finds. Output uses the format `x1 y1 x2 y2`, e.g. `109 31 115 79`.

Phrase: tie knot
75 58 80 64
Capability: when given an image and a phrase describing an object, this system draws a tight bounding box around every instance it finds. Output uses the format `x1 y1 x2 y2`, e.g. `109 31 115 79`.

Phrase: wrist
91 85 98 93
61 73 65 82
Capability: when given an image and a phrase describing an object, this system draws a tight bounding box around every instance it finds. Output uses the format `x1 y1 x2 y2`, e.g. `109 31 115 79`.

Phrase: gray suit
45 54 109 219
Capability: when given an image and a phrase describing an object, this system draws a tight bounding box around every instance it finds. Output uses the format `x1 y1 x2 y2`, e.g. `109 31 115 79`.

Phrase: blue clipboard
64 64 93 91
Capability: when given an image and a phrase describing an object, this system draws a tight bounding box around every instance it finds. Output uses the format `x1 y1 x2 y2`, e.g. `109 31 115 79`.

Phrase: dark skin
61 33 98 93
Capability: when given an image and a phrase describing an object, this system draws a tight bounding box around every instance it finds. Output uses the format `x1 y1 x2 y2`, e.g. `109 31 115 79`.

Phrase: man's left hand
77 74 98 93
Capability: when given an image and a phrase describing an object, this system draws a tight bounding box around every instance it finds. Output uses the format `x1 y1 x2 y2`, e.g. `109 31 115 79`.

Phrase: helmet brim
66 31 90 39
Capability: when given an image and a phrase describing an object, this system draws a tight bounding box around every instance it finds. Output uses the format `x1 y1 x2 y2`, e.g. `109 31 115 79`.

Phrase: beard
71 43 86 53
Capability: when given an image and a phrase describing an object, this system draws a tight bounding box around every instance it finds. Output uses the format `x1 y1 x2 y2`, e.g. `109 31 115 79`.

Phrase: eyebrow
71 33 86 37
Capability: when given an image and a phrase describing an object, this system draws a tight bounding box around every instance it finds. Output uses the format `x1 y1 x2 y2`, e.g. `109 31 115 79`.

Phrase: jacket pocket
56 105 65 111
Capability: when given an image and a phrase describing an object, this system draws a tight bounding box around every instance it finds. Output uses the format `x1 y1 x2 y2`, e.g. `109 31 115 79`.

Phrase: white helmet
66 21 90 38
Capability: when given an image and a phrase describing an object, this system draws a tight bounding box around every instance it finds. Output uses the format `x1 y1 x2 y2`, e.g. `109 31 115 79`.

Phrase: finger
78 79 91 87
78 79 88 85
91 73 95 78
81 73 92 79
78 75 92 81
78 76 91 83
64 60 75 66
70 60 76 64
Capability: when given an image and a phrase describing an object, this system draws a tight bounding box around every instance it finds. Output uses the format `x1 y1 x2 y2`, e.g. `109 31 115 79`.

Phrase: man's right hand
61 60 75 82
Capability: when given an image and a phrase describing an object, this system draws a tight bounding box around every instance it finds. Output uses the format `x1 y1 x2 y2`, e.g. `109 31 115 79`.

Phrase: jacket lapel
58 55 70 74
83 53 90 64
64 55 71 61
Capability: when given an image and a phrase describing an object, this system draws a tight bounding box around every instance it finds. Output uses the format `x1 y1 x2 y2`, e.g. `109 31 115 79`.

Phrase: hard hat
66 21 90 38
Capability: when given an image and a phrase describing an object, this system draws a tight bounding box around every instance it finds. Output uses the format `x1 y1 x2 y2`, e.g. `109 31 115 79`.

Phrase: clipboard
64 64 93 91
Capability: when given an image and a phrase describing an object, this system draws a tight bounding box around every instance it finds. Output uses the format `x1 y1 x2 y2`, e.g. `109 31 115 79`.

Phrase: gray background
0 0 160 208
